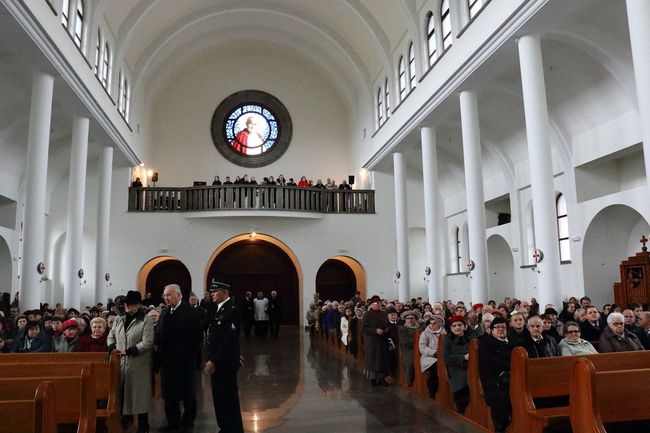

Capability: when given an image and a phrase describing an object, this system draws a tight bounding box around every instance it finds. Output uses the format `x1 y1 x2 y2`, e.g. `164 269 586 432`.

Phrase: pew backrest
0 352 110 364
570 359 650 433
0 381 56 433
465 339 492 429
435 334 456 411
0 364 96 433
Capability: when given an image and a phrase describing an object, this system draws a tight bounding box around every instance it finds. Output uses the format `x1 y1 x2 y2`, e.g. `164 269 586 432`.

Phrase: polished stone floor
150 327 482 433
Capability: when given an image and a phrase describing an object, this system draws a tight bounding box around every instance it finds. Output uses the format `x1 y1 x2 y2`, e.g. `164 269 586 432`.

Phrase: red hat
473 303 484 310
449 315 466 326
368 295 382 304
61 319 78 331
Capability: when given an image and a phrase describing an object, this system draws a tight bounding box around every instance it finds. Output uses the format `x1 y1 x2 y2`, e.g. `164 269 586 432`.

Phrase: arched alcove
205 234 301 325
0 235 11 293
487 234 514 303
461 222 470 269
408 227 427 298
583 205 650 308
137 256 192 305
315 256 366 303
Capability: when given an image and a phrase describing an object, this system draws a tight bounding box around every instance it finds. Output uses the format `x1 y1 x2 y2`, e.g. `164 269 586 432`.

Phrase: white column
393 152 410 302
459 90 488 304
626 0 650 189
421 126 442 302
63 117 89 309
518 35 561 306
95 146 113 304
21 73 54 310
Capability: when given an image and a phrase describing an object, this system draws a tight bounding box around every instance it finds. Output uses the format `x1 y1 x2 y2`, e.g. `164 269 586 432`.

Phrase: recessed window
398 56 406 101
408 42 416 90
556 193 570 262
211 90 292 168
377 88 383 126
426 11 437 67
441 0 452 50
102 43 111 89
73 0 84 47
384 78 390 119
455 226 461 273
118 72 130 121
94 30 101 76
469 0 485 19
61 0 70 28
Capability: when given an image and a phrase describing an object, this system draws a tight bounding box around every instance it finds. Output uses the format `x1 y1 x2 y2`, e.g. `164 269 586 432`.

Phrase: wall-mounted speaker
348 175 355 185
151 172 159 183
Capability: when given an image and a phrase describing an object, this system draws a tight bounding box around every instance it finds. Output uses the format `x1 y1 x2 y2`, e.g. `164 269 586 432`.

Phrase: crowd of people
308 293 650 433
0 285 245 433
210 174 353 190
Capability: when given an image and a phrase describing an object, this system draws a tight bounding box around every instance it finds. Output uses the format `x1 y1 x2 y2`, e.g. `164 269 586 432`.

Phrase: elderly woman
108 291 154 433
419 314 446 398
398 310 420 387
363 295 390 386
558 321 597 356
479 313 494 340
598 312 644 353
443 316 473 413
77 317 108 352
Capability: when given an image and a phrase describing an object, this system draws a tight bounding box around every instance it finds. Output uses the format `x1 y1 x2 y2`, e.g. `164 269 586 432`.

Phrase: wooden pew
0 364 95 433
435 334 456 411
508 347 650 433
0 352 120 433
570 359 650 433
465 339 493 430
411 329 429 398
0 381 56 433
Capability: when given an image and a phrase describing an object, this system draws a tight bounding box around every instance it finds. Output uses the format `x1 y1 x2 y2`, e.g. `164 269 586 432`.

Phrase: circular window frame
211 90 292 168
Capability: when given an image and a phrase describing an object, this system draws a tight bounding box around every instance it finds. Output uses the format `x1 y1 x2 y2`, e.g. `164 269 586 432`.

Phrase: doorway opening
205 234 301 325
315 256 366 303
136 256 192 305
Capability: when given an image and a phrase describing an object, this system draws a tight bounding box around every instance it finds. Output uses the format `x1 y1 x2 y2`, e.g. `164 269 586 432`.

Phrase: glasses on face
529 324 542 328
493 325 507 330
566 329 580 334
611 322 624 326
451 323 465 328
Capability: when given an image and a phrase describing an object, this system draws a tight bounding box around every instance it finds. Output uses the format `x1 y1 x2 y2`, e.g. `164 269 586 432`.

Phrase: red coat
297 180 309 187
77 334 108 352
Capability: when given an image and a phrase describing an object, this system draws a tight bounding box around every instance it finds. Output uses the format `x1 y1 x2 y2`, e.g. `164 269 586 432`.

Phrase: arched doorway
583 205 650 308
0 235 11 294
205 234 301 325
136 256 192 305
315 256 366 303
487 234 514 303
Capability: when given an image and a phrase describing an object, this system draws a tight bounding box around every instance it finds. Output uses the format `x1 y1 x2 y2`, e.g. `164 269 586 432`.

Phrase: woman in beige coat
108 291 154 433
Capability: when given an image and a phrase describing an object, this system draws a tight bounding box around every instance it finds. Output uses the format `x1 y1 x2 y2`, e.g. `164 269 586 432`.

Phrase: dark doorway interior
146 259 192 305
315 259 356 303
206 239 299 325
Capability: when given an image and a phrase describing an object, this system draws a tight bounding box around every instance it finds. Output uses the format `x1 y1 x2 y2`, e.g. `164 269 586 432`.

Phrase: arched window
94 30 101 76
455 226 461 273
73 0 84 47
101 43 111 89
398 56 406 101
426 11 437 66
441 0 452 50
385 77 390 119
408 42 416 90
119 73 130 121
61 0 70 28
377 87 383 126
556 193 570 262
469 0 485 19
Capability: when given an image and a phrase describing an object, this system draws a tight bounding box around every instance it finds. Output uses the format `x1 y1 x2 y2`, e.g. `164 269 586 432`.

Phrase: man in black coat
204 282 244 433
238 291 255 338
521 316 559 358
478 317 515 433
156 284 202 433
580 306 603 342
268 290 281 337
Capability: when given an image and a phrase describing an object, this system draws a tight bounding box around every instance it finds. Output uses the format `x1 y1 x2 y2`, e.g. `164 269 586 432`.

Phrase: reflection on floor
150 327 482 433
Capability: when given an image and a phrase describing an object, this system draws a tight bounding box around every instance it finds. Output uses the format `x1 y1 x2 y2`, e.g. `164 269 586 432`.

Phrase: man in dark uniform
156 284 202 433
238 291 255 338
204 282 244 433
268 290 281 337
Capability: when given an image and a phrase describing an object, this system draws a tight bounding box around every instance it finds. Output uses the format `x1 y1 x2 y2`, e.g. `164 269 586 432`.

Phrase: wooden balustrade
128 186 375 214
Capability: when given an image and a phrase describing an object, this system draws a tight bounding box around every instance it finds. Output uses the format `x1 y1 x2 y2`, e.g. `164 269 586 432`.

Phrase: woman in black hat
108 290 154 433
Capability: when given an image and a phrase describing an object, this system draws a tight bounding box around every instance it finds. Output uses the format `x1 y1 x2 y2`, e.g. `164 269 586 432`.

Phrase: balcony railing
128 186 375 214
